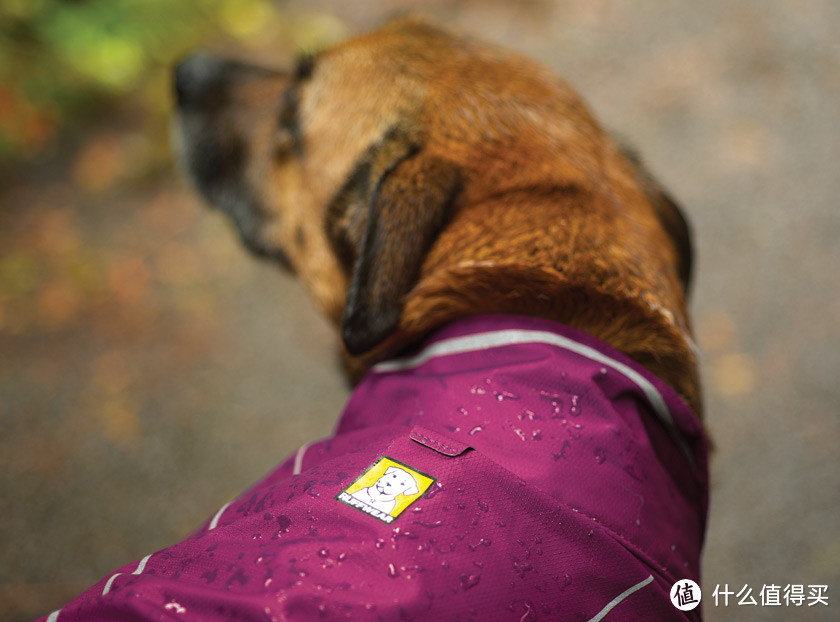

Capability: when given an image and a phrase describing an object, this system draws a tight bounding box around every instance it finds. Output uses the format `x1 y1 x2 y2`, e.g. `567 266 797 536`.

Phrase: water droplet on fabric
468 424 484 435
424 482 444 499
468 538 492 552
459 573 481 590
559 439 572 459
512 558 534 578
387 563 399 578
519 409 541 421
164 601 187 614
594 447 606 464
224 567 250 589
569 395 581 416
318 548 330 558
470 385 486 395
415 519 443 529
457 407 469 416
201 568 218 584
494 390 519 401
514 428 527 441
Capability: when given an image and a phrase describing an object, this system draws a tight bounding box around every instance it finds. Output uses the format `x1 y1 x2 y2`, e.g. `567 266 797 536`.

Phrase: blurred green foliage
0 0 345 163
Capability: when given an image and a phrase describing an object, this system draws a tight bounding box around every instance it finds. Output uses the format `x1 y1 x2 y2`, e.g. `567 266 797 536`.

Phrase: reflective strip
101 573 121 596
207 442 307 534
587 574 654 622
374 329 694 468
102 554 153 596
208 501 233 530
133 554 151 575
293 441 311 476
46 610 60 622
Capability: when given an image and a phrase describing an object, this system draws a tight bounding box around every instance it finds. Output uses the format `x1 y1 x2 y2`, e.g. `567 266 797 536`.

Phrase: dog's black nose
174 52 233 108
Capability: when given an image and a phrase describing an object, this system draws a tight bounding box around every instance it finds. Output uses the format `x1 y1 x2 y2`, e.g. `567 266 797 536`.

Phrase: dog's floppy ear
385 467 419 495
327 127 461 355
618 143 694 296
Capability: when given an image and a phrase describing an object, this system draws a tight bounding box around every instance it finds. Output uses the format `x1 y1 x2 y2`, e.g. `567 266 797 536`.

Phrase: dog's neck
364 194 702 416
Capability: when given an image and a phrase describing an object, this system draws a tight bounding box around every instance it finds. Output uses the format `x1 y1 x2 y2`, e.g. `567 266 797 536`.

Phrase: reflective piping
102 554 153 596
208 501 233 530
293 441 311 476
101 573 121 596
133 554 151 575
587 574 654 622
374 329 694 468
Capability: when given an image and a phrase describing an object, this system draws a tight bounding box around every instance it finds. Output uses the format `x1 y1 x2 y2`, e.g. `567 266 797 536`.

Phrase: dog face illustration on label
336 456 436 523
351 466 419 514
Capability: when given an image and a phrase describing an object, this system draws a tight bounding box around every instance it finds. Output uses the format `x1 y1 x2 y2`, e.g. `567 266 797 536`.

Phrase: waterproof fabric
39 314 708 621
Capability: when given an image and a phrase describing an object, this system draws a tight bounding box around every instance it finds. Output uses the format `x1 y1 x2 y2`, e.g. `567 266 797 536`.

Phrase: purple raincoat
38 315 708 621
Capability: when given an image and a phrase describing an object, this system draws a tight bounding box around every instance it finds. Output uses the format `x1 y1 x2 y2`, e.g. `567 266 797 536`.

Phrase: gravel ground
1 1 838 620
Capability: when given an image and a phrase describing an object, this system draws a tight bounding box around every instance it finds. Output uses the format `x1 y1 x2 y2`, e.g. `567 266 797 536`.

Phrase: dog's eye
274 54 314 158
275 124 295 155
279 104 296 129
276 91 301 157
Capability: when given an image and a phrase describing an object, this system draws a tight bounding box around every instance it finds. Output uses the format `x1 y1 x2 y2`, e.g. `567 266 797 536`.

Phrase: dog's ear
326 127 461 355
618 143 694 296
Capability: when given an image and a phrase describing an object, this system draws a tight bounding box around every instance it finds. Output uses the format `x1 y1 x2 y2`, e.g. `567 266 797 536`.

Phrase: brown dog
173 17 699 416
42 18 708 621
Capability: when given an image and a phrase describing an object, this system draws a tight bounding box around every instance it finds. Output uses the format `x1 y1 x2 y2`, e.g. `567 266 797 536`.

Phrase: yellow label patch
335 456 436 524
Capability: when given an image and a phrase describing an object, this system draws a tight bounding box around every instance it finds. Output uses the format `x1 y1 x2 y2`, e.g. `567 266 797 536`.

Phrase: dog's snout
174 52 234 108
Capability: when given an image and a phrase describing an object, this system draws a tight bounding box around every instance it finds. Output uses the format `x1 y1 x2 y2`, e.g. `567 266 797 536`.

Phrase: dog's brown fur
175 18 701 415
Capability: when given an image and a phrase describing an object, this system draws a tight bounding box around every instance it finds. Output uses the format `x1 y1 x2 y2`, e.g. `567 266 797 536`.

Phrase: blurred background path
1 1 838 620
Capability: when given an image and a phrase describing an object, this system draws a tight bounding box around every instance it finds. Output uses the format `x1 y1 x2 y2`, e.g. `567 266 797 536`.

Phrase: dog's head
173 18 694 389
370 467 420 501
